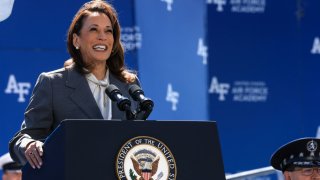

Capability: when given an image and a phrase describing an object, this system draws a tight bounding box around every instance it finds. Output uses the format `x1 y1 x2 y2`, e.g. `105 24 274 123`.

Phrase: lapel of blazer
65 66 103 119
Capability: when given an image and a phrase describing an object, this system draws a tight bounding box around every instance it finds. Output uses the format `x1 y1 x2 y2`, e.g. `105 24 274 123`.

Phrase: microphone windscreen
105 84 121 102
105 84 118 95
129 84 143 96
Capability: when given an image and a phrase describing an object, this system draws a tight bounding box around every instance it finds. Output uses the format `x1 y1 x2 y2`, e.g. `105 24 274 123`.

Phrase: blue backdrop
1 0 320 179
207 0 320 174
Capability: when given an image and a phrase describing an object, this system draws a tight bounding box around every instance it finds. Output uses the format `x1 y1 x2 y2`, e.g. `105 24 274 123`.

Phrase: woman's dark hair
67 0 135 83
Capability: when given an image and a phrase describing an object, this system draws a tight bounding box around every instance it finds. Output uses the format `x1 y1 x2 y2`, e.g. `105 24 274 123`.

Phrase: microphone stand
124 105 136 120
128 84 154 120
134 103 153 120
117 99 136 120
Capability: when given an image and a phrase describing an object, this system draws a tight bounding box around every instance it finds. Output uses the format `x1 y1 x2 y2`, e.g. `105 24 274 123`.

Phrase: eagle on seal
131 156 160 180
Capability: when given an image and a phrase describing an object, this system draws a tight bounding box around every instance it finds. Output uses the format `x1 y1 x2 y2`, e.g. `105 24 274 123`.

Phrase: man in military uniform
0 153 22 180
271 137 320 180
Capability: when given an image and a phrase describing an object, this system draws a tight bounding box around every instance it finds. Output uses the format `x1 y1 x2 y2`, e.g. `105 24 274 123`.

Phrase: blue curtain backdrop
207 0 320 173
0 0 319 179
134 0 208 120
207 0 301 172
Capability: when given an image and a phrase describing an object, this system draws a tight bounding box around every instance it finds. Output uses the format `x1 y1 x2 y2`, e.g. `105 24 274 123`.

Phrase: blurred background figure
63 58 74 68
0 153 22 180
271 137 320 180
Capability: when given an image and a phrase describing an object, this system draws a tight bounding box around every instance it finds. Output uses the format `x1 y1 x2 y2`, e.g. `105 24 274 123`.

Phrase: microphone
129 84 154 120
105 84 135 120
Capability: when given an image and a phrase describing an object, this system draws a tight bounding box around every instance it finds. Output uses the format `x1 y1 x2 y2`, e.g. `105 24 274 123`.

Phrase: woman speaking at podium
9 0 139 170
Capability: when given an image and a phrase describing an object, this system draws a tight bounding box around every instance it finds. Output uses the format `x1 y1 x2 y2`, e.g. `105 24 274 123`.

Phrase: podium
22 120 225 180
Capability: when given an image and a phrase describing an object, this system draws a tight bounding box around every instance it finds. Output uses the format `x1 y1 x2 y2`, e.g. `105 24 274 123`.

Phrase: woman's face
73 12 114 65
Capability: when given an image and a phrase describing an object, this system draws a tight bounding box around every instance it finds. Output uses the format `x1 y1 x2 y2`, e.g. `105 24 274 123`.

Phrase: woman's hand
25 141 44 169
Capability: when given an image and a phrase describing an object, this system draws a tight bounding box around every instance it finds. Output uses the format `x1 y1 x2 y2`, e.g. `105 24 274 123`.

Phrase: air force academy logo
0 0 15 22
208 77 230 101
197 38 208 65
166 84 179 111
4 74 31 103
116 136 177 180
207 0 227 12
161 0 173 12
311 37 320 54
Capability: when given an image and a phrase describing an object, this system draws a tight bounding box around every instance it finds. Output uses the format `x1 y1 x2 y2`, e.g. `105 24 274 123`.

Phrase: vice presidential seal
116 136 177 180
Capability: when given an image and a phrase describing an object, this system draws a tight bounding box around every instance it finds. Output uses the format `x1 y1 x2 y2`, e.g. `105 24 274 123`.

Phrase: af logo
306 140 317 152
311 37 320 54
4 74 31 103
307 140 318 157
116 136 177 180
207 0 227 12
0 0 15 22
166 83 179 111
197 38 208 65
208 76 230 101
161 0 173 11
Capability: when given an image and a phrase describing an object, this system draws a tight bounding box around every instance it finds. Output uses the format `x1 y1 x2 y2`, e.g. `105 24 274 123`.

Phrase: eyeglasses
293 167 320 176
